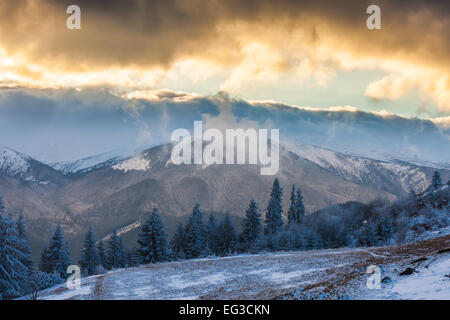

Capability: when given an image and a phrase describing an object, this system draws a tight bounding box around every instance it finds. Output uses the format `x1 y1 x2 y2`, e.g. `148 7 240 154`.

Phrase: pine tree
169 223 185 259
217 213 236 256
0 205 28 299
15 212 33 295
264 179 283 235
79 226 99 276
430 171 442 191
183 204 207 259
137 208 168 264
303 229 322 250
287 185 297 225
206 213 220 255
39 245 52 274
127 247 140 267
376 214 393 245
16 213 33 272
96 240 108 269
107 230 126 269
295 188 306 224
39 224 72 279
240 199 262 247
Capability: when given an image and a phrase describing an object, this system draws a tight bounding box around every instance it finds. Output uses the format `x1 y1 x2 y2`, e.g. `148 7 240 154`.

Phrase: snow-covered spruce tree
96 240 108 269
39 245 52 274
240 199 262 249
15 212 33 295
169 223 185 259
376 214 394 245
79 226 99 276
430 171 442 191
16 212 33 272
287 185 297 225
206 213 220 256
295 188 306 224
28 270 63 300
127 247 140 267
216 213 236 256
107 230 126 269
357 219 378 247
0 206 29 299
137 208 168 264
303 228 322 250
264 179 283 235
183 203 208 259
39 224 72 279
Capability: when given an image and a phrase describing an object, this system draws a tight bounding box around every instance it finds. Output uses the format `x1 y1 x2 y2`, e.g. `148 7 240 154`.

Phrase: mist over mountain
1 88 449 166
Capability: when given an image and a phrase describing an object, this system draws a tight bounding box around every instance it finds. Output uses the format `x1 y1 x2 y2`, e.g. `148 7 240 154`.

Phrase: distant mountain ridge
0 141 449 262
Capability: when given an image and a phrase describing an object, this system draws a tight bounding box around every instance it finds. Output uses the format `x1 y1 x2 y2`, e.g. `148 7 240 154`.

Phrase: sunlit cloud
431 116 450 128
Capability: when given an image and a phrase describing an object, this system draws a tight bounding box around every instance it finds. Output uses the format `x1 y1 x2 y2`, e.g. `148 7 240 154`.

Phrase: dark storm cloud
0 0 448 71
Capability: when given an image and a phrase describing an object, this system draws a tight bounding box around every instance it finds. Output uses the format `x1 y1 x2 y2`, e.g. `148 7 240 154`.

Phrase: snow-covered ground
363 254 450 300
33 234 449 300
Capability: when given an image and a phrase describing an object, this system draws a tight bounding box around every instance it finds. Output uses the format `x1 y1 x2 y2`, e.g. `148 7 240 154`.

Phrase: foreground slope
36 232 449 300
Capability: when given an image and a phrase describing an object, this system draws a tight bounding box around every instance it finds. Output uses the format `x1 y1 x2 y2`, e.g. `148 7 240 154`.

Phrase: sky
0 0 449 116
0 0 449 162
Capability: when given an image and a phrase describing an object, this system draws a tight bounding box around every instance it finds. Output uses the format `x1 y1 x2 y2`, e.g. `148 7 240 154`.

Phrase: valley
1 141 449 261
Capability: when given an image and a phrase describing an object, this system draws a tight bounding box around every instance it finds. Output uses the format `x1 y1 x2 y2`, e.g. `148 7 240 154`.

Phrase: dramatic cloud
1 87 449 165
0 0 449 111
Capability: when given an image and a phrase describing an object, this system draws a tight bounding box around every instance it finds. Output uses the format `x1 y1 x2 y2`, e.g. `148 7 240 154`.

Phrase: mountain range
0 140 448 261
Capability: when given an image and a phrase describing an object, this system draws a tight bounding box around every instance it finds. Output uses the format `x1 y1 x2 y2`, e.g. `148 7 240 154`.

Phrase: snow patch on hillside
112 155 150 173
51 150 124 173
102 221 142 242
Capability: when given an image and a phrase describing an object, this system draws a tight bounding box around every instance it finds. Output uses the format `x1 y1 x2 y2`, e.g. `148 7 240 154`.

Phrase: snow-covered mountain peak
50 149 125 173
49 144 160 174
0 146 64 183
0 147 32 178
281 139 435 194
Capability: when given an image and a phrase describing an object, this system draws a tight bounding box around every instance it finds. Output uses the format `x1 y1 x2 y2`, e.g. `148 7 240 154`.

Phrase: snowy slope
0 146 57 182
49 142 162 174
283 140 435 193
51 150 125 173
0 147 31 178
32 234 449 300
0 146 66 184
365 254 450 300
